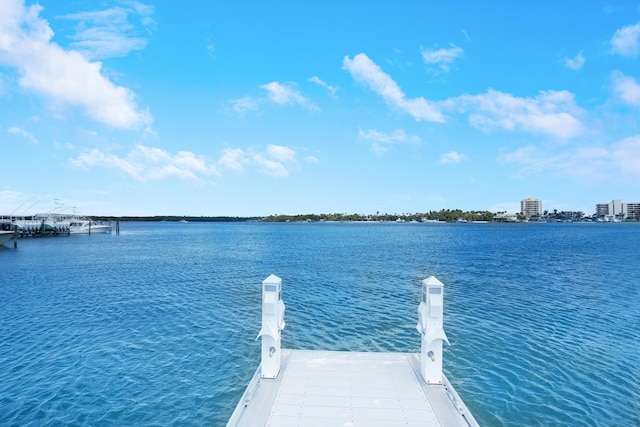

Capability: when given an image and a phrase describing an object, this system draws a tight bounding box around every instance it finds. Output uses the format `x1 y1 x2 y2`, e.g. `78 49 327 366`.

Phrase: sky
1 0 639 217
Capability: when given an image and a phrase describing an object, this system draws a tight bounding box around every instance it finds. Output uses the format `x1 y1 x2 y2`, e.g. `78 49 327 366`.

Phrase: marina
0 214 116 238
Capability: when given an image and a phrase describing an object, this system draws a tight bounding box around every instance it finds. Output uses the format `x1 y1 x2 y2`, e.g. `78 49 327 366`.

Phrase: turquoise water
1 221 639 426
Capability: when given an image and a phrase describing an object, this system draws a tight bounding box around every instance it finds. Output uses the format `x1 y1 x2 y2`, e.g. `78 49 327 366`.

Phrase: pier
227 275 478 427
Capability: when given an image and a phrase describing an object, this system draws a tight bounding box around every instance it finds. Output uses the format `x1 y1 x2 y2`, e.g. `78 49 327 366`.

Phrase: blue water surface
1 221 639 426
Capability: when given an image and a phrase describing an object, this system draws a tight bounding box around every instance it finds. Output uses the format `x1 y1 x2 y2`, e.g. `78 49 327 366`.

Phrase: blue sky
1 0 639 217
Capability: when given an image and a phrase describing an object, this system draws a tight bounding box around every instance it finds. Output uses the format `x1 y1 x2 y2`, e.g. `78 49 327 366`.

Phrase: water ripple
1 222 639 426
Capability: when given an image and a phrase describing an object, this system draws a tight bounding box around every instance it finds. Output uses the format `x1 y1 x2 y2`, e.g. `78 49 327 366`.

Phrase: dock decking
227 349 478 426
227 275 479 427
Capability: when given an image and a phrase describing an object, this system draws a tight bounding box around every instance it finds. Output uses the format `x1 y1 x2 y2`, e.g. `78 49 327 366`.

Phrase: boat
0 230 14 246
69 218 112 234
3 216 43 234
33 213 70 233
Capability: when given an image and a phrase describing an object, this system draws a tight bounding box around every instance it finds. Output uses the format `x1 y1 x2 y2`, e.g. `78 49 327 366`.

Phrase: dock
227 275 479 427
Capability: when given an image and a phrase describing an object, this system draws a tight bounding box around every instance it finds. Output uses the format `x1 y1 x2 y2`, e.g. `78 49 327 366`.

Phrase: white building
521 198 542 219
595 200 640 221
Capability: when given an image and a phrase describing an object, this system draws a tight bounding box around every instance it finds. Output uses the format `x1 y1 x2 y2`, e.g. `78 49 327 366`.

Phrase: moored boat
0 230 14 246
69 218 112 234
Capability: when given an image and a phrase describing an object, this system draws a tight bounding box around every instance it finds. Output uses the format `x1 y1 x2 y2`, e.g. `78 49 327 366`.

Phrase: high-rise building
521 198 542 218
595 200 640 221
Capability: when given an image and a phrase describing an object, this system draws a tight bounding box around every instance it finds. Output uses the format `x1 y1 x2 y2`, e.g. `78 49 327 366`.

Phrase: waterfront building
521 197 542 219
626 203 640 221
595 200 640 221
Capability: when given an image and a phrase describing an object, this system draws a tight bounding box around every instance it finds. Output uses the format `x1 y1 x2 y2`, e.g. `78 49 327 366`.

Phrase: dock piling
256 274 286 379
416 276 450 384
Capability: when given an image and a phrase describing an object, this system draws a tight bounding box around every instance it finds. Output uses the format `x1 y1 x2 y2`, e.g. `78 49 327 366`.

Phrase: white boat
0 230 14 246
3 217 42 234
69 218 112 234
33 213 71 233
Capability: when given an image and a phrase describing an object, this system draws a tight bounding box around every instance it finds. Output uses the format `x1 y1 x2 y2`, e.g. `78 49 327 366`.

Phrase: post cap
422 276 444 288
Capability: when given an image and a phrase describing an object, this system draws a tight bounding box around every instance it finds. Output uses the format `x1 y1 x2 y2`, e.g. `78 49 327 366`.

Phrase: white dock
227 275 479 427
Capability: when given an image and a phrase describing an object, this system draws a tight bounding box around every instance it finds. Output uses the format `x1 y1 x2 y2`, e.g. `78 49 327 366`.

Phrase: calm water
1 222 639 426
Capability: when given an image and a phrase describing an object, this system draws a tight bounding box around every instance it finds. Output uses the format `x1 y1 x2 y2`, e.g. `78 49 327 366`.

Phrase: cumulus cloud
267 144 296 163
70 144 302 180
343 53 585 139
253 144 299 177
421 44 464 71
260 82 317 110
358 128 418 153
439 151 467 164
610 22 640 57
611 71 640 107
69 145 217 182
218 147 249 172
56 3 154 61
309 76 338 97
343 53 445 123
0 0 151 130
564 52 585 70
8 126 38 144
454 89 584 139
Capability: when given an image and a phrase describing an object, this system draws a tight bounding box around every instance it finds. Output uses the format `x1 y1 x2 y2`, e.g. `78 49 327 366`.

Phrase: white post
416 276 450 384
256 274 286 379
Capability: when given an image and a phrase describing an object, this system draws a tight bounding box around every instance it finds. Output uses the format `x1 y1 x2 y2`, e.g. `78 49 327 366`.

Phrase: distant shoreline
89 213 638 223
7 209 636 224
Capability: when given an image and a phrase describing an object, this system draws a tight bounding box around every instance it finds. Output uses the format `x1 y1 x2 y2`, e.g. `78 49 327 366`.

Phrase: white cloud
309 76 337 97
455 89 584 139
358 128 416 153
8 126 38 144
439 151 467 164
610 22 640 57
421 44 463 71
267 144 296 163
57 3 154 61
70 147 143 179
344 53 585 140
69 145 218 181
564 52 585 70
0 0 151 130
260 82 316 110
253 155 289 177
255 144 299 177
69 144 302 180
611 71 640 106
343 53 445 123
219 147 249 172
